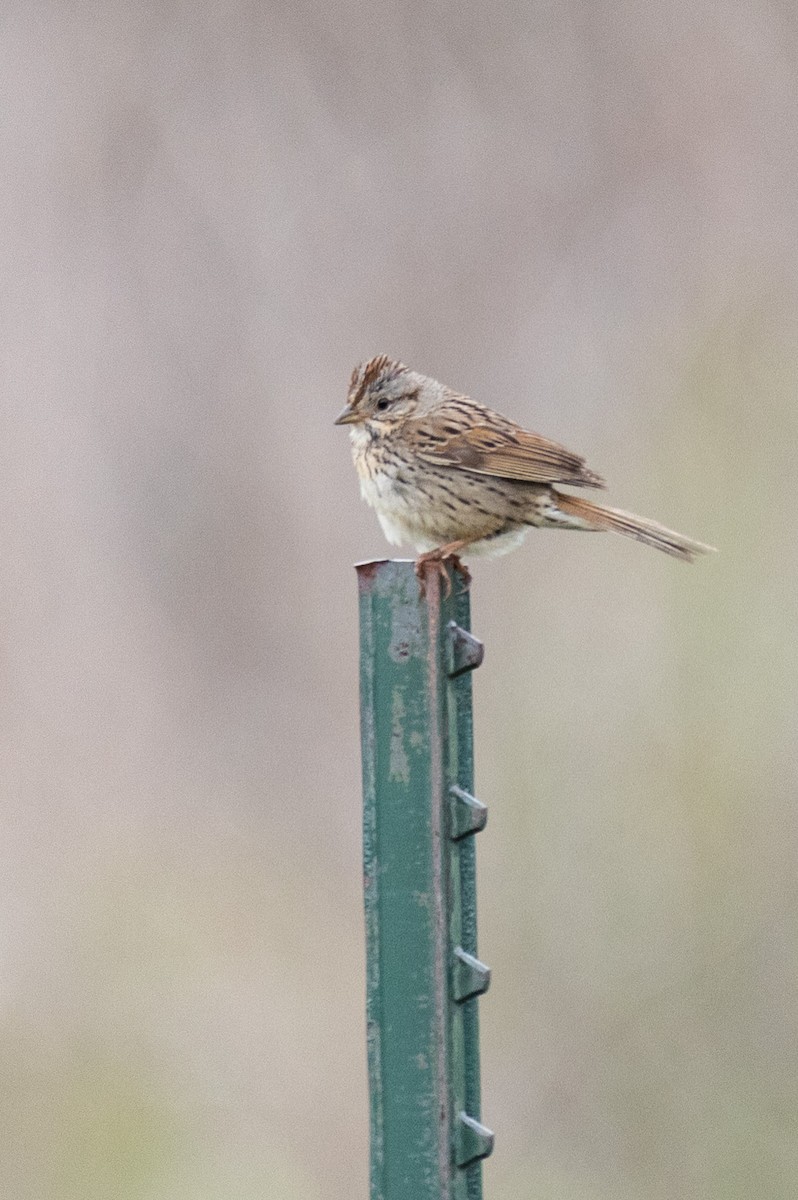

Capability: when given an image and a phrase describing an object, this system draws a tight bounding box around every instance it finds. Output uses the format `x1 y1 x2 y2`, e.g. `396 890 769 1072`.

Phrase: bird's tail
552 492 716 563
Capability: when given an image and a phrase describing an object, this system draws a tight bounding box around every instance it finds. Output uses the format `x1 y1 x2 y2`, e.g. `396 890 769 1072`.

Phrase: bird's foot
415 545 472 598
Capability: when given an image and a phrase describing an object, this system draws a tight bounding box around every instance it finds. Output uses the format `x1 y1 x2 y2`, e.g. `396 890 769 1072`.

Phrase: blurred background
2 2 797 1197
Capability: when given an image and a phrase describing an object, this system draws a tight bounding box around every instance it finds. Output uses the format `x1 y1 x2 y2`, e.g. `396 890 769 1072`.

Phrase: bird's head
334 356 427 431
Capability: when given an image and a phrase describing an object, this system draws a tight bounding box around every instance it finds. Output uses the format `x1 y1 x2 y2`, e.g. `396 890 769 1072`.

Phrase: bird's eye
375 397 391 412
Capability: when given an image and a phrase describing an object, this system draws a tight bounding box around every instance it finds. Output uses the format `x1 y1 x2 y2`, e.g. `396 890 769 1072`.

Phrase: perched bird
335 355 715 587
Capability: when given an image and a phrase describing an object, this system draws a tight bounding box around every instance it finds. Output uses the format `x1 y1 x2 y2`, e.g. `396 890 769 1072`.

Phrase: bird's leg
415 540 473 598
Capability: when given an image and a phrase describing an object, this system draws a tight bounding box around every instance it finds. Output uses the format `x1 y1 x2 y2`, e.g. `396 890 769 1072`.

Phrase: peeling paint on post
357 559 493 1200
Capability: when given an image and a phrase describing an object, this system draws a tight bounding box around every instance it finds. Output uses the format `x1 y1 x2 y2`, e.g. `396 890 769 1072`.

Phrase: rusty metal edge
423 562 453 1198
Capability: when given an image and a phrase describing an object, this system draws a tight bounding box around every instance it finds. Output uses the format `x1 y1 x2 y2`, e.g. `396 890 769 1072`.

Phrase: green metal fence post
357 558 493 1200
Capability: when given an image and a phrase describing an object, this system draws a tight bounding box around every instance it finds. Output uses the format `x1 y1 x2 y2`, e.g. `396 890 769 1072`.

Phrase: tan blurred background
2 2 797 1197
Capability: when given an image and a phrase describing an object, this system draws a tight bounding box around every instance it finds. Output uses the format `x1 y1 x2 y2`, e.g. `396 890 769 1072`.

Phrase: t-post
357 558 493 1200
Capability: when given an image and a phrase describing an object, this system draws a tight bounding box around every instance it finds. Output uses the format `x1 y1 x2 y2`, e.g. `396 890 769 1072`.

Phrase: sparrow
335 355 715 587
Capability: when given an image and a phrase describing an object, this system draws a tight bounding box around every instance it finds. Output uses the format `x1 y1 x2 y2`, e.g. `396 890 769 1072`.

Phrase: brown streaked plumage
335 356 715 586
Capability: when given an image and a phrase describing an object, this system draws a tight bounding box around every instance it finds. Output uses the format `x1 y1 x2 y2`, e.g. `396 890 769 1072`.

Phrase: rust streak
425 563 452 1198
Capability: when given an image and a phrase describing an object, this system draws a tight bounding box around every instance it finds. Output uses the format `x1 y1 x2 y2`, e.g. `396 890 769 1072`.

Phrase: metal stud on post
357 558 493 1200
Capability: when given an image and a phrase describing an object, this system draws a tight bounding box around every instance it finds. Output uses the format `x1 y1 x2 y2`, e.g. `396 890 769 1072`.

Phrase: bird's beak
334 406 360 426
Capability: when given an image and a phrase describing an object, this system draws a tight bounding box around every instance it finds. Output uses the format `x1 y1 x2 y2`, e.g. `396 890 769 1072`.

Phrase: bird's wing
412 418 605 488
